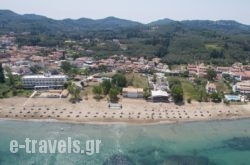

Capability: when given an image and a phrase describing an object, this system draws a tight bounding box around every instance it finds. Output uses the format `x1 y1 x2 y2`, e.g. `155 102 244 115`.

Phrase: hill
0 10 142 34
0 10 250 65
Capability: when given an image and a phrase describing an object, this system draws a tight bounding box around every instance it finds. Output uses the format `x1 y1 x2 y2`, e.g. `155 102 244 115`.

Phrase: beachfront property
22 73 68 89
122 87 144 98
150 90 170 102
233 81 250 94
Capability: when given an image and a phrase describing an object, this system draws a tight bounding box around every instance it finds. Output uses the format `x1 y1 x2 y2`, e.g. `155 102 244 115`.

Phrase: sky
1 0 250 25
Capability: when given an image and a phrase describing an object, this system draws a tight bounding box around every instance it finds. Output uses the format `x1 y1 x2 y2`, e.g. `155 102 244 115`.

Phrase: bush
224 99 230 105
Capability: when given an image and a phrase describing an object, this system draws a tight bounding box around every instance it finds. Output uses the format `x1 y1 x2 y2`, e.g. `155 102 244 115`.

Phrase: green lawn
0 83 32 98
205 44 222 51
125 73 149 89
168 77 198 100
215 80 232 93
179 78 199 100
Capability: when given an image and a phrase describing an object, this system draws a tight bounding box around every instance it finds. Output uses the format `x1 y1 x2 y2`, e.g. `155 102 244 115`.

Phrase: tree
80 81 85 88
108 87 119 103
92 85 102 100
187 98 192 104
210 92 222 103
101 79 112 95
61 61 72 74
5 66 15 86
152 74 157 83
143 88 151 100
171 84 184 103
83 68 89 77
0 63 5 83
169 78 181 89
63 82 69 89
197 86 209 102
155 46 168 58
30 65 42 74
182 70 189 77
67 83 81 102
112 74 127 88
207 68 217 81
210 49 224 59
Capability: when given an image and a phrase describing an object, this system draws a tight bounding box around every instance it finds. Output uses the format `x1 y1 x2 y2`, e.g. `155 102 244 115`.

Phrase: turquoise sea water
0 119 250 165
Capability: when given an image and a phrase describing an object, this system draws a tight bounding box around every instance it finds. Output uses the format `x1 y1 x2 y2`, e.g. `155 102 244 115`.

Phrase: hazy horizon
1 0 250 25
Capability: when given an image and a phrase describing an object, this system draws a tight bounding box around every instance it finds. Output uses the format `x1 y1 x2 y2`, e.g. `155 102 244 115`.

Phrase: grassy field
205 44 222 51
179 78 199 100
82 81 99 97
215 80 232 93
125 73 149 89
168 76 198 100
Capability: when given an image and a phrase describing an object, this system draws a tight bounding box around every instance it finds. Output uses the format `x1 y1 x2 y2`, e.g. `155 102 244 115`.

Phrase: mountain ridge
0 9 249 32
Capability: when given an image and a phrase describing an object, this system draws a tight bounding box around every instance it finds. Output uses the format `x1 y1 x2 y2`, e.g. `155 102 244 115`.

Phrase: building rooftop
207 83 216 89
123 87 143 93
22 74 67 79
151 90 169 97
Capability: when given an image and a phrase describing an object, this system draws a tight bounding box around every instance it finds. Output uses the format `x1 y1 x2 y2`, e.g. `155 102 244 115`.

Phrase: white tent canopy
151 90 169 97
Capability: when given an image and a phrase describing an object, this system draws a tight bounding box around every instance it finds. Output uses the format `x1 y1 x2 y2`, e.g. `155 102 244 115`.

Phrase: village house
206 82 217 93
233 81 250 94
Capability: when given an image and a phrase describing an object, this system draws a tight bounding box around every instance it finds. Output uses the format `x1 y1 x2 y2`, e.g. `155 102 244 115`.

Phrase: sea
0 119 250 165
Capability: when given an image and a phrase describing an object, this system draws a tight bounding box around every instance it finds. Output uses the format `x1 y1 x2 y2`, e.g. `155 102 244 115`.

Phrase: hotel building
22 74 68 89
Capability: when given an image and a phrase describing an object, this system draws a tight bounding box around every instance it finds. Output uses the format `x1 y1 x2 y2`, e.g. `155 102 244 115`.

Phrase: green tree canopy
197 85 209 102
210 92 222 103
207 68 217 81
67 82 81 102
112 74 127 88
101 79 112 95
168 78 181 89
5 66 14 86
92 85 102 100
171 84 184 103
108 87 119 103
152 74 157 83
143 87 151 99
0 63 5 83
61 61 72 74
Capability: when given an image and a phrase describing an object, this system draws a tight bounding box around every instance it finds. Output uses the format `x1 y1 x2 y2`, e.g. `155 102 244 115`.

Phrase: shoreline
1 114 250 126
1 97 250 126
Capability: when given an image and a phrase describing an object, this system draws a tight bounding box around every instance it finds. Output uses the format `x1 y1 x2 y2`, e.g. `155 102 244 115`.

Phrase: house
233 71 250 81
206 82 217 93
187 64 209 77
122 87 143 98
216 67 230 73
233 81 250 94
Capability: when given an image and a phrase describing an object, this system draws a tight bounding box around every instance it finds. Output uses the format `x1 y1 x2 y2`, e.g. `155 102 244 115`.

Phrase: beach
0 97 250 124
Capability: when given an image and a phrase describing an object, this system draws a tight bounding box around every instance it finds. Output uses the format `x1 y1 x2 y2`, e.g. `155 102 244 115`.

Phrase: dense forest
1 10 250 65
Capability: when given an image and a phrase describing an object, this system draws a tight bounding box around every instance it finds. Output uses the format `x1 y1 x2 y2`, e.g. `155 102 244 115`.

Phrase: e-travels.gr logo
10 137 101 155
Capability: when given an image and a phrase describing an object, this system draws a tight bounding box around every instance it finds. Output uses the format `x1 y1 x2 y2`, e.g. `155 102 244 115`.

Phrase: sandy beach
0 97 250 124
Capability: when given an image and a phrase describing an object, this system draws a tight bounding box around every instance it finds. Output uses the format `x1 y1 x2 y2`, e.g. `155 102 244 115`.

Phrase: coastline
1 115 250 126
1 97 250 126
